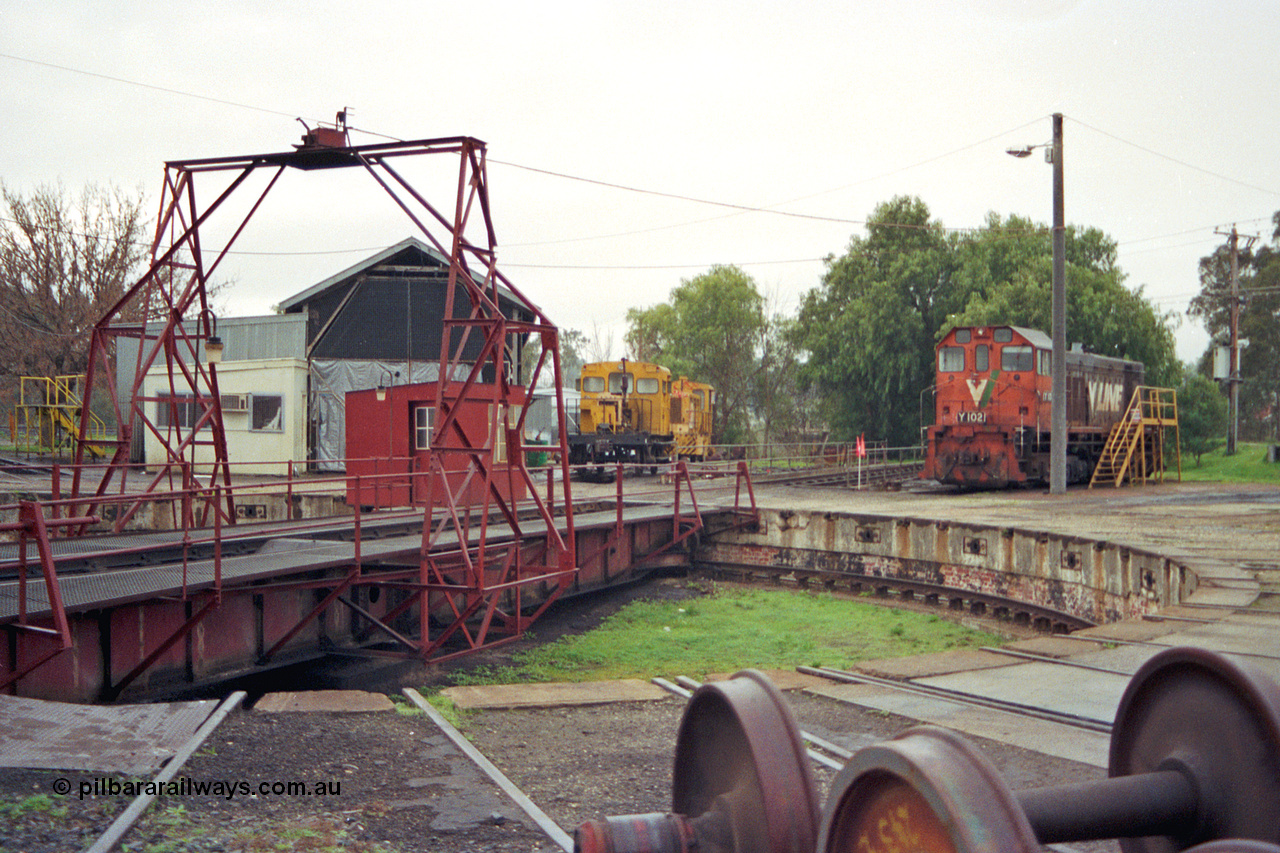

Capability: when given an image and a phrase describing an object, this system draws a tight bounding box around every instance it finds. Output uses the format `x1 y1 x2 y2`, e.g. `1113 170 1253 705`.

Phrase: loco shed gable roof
276 234 524 314
276 236 449 312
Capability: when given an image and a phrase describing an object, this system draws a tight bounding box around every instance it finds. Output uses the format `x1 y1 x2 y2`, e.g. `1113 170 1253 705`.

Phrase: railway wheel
819 648 1280 853
817 726 1038 853
576 670 820 853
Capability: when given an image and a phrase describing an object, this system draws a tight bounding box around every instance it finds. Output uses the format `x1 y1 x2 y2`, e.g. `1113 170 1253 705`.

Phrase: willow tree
625 265 765 443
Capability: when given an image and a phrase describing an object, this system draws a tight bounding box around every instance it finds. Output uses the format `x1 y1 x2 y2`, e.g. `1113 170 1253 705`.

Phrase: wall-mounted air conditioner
221 394 250 412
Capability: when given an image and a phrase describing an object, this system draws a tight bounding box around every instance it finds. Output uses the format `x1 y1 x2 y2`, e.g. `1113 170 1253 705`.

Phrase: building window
491 405 508 464
251 395 283 432
415 405 434 450
156 393 200 429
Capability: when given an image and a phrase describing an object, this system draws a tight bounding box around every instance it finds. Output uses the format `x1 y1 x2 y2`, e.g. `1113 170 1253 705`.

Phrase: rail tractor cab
923 325 1053 488
671 377 715 461
568 359 676 475
576 359 673 436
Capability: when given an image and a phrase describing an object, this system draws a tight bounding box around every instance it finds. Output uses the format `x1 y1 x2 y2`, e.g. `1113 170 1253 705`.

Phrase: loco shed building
134 236 533 474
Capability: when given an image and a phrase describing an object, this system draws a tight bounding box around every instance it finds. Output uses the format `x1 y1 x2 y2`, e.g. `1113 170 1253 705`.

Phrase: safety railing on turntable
0 452 762 692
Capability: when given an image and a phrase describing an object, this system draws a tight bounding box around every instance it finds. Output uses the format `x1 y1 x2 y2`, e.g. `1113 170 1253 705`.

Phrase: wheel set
576 648 1280 853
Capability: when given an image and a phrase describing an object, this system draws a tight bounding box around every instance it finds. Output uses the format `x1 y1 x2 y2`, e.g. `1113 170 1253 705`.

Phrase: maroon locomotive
921 325 1144 488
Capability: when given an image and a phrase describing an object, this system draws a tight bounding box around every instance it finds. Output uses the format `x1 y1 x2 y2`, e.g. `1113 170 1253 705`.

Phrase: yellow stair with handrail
1088 386 1181 488
14 375 108 459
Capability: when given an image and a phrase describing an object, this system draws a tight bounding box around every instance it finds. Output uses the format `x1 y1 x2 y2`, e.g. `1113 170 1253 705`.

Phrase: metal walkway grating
0 694 217 774
0 502 692 622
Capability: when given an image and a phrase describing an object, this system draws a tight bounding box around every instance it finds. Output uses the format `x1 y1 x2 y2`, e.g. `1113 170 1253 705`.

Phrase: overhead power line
1070 117 1280 198
0 51 302 121
0 51 398 142
3 52 1275 271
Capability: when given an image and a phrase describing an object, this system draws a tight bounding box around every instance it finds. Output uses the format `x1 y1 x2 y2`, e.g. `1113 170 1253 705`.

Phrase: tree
1189 214 1280 441
754 311 818 449
793 197 961 445
624 304 674 362
557 327 588 385
951 218 1181 387
626 265 765 442
1177 370 1228 466
0 182 148 381
792 199 1180 446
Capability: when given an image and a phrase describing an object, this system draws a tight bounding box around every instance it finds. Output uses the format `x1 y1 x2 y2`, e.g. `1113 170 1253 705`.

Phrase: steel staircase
1088 386 1181 488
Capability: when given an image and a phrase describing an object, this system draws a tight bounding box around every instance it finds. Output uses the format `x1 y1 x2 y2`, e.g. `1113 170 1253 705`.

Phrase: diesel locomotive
568 359 715 477
921 325 1146 488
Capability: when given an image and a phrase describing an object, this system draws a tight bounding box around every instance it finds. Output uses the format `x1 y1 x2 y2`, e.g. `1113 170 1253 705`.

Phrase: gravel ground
0 576 1112 853
0 686 1116 853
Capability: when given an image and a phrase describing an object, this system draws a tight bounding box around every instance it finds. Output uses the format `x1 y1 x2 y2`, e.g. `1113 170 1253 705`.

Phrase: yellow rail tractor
671 376 715 462
569 359 714 478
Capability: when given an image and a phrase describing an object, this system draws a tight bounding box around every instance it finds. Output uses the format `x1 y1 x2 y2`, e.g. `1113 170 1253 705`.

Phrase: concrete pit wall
701 508 1195 626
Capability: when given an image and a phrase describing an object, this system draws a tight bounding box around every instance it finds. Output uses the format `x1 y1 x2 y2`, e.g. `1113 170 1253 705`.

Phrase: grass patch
0 793 68 820
448 587 1003 685
1178 442 1280 483
388 694 426 718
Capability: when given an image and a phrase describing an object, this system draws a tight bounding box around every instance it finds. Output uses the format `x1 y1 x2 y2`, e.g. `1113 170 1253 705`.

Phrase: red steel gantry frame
69 131 578 661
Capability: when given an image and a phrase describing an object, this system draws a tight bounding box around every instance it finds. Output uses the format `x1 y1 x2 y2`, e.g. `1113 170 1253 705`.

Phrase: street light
202 311 224 364
375 369 401 402
1008 113 1066 495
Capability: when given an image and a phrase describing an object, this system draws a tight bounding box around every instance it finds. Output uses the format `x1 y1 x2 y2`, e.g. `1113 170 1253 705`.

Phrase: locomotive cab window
1038 350 1051 375
975 344 989 372
938 346 965 372
582 376 605 393
954 329 971 344
636 377 660 394
1001 345 1034 372
607 373 633 393
994 328 1013 343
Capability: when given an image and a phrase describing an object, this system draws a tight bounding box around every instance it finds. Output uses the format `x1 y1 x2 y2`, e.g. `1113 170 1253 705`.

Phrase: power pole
1050 113 1067 495
1216 226 1258 456
1227 227 1240 456
1006 114 1066 493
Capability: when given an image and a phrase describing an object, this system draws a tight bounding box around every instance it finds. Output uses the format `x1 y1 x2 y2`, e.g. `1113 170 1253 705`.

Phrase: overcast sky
5 0 1279 365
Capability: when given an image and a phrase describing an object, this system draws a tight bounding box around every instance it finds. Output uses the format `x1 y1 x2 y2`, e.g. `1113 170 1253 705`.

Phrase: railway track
703 559 1093 634
746 461 925 489
796 664 1113 731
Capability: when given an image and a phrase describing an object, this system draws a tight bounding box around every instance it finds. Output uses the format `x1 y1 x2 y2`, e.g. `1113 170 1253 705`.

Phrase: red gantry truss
69 126 579 662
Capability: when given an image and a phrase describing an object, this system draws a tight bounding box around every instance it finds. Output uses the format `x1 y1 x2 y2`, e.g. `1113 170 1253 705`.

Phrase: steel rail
84 691 246 853
1057 630 1280 664
799 665 1113 732
747 462 924 489
402 687 573 852
664 675 849 771
977 645 1135 676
